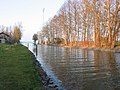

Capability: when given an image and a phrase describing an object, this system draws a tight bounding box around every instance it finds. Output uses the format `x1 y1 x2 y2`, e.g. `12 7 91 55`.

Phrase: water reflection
34 44 120 90
35 46 120 90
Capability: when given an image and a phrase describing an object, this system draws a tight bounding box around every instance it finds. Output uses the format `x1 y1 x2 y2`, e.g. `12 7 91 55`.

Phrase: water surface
36 45 120 90
22 43 120 90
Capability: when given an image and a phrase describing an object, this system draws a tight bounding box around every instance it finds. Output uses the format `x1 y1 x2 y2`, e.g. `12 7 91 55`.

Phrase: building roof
0 32 10 37
0 32 12 43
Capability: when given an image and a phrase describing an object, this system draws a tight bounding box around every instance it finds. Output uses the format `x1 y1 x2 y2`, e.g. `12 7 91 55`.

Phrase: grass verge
0 44 44 90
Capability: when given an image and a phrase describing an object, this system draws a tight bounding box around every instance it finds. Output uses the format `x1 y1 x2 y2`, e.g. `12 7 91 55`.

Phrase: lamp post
43 8 45 26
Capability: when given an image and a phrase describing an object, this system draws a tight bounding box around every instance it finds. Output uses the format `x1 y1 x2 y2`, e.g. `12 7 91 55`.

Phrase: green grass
0 44 44 90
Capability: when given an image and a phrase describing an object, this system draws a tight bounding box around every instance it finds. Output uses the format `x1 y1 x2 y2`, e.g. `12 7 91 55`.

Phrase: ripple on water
35 45 120 90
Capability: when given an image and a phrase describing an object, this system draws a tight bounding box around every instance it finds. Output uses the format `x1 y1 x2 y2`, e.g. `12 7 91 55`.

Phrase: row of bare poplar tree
39 0 120 48
0 24 22 43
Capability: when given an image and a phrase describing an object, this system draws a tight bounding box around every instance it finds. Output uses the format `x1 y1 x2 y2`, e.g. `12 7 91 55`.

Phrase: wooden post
36 44 38 56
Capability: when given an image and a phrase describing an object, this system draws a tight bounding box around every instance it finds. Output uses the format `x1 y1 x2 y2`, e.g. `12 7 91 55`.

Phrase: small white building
0 38 5 43
0 32 11 44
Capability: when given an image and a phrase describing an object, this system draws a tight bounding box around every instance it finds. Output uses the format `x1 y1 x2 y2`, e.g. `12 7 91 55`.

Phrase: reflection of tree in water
33 45 37 56
107 51 120 89
36 46 120 90
33 45 36 53
107 52 117 73
93 50 119 90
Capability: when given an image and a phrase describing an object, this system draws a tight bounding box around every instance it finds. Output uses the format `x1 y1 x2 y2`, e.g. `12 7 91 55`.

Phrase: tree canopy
33 34 38 44
38 0 120 48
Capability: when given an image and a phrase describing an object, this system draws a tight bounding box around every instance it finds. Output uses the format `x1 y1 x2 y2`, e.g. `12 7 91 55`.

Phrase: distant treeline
38 0 120 48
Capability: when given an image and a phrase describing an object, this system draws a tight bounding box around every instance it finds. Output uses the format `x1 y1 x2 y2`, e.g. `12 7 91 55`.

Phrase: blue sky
0 0 65 42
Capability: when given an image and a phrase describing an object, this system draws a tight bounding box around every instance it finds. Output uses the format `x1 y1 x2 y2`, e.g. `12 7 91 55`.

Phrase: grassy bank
0 44 44 90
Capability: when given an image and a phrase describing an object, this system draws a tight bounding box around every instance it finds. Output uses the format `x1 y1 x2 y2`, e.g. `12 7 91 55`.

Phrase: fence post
36 44 38 56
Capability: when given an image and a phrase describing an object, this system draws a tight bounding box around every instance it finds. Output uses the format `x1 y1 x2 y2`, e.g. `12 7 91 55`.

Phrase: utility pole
42 8 45 44
43 8 45 26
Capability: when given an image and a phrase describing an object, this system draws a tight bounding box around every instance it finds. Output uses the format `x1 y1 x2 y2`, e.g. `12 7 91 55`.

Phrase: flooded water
22 43 120 90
